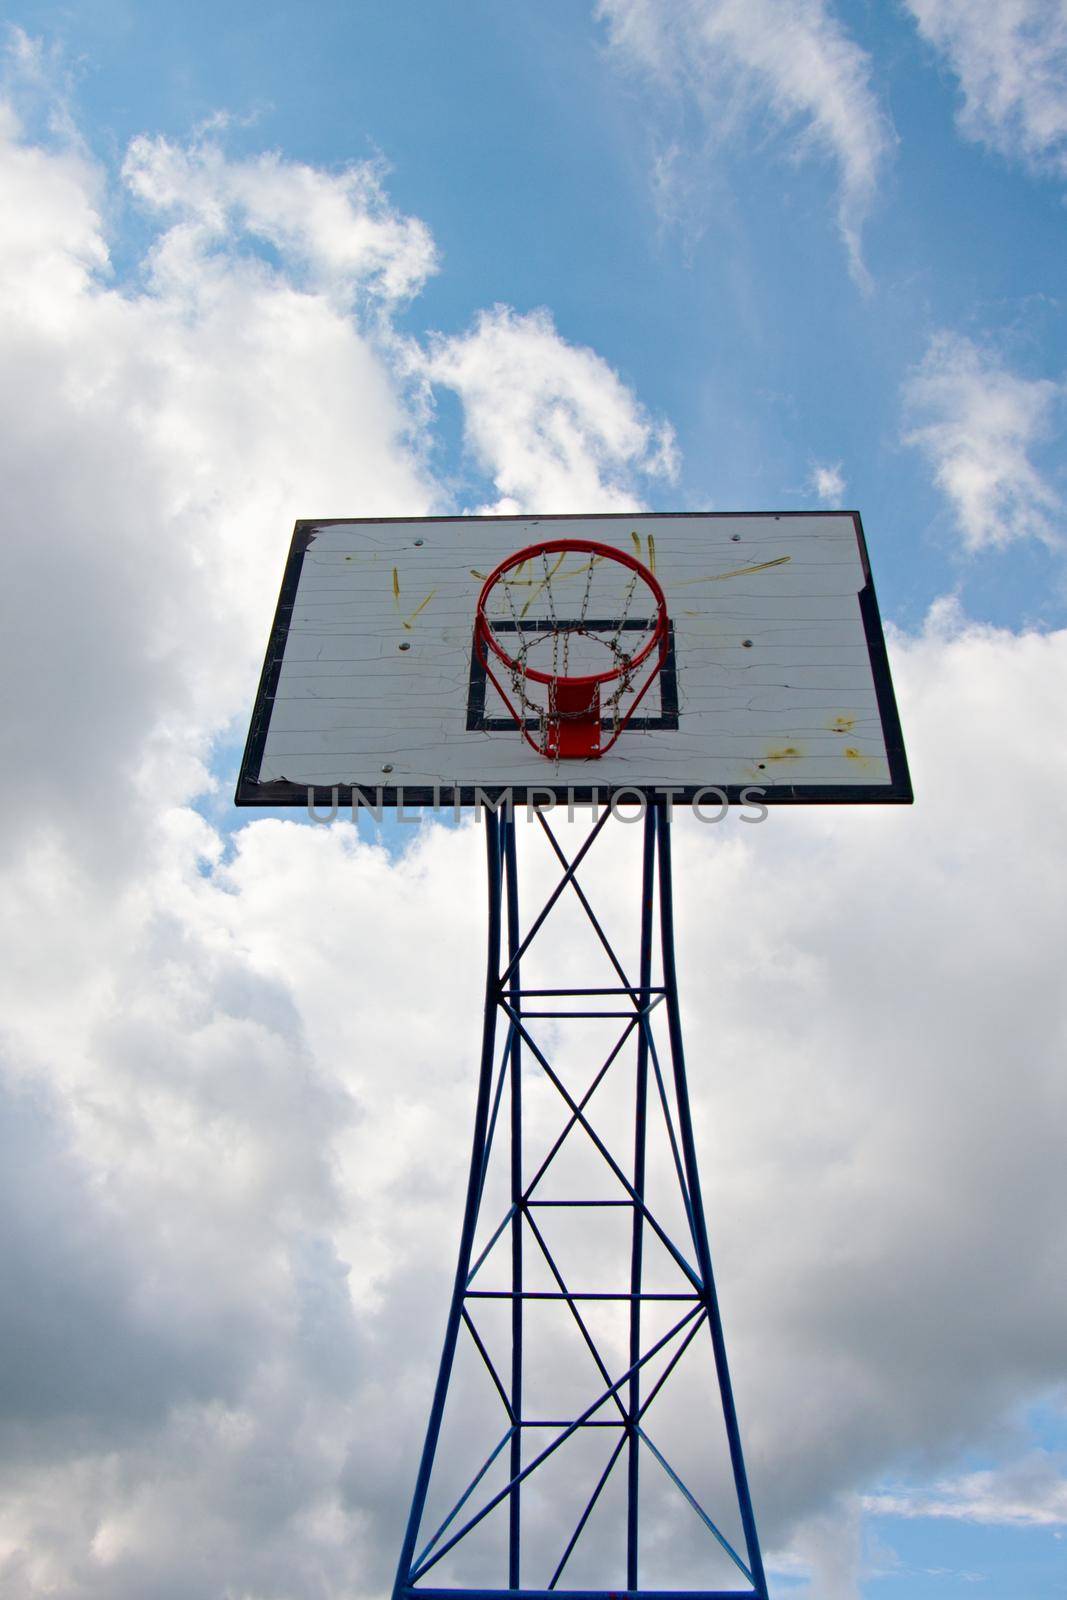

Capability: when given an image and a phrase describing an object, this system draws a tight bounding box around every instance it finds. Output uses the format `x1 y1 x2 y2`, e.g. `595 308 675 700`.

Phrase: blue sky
17 0 1064 636
0 4 1065 1598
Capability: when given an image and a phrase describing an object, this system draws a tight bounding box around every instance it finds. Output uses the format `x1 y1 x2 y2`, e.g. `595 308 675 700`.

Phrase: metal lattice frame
392 803 769 1600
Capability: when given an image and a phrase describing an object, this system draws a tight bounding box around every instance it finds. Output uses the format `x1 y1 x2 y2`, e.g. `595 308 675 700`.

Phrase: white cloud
809 460 847 503
903 331 1063 551
904 0 1067 176
865 1454 1067 1527
0 86 441 881
422 304 678 513
123 132 438 307
596 0 894 282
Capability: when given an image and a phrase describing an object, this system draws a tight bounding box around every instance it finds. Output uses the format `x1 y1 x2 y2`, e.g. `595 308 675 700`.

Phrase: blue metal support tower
392 801 769 1600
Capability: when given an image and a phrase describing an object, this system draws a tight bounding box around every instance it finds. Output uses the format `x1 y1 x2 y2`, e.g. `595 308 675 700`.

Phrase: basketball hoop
475 538 669 759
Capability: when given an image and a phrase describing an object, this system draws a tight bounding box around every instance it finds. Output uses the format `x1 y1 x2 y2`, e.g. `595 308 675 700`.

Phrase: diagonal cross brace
408 1303 706 1585
500 1004 703 1293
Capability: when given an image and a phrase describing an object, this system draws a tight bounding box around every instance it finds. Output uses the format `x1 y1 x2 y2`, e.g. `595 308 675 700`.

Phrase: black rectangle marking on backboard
466 619 679 733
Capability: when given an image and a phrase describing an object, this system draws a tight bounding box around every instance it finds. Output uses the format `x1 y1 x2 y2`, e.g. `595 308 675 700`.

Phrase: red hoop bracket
474 538 669 760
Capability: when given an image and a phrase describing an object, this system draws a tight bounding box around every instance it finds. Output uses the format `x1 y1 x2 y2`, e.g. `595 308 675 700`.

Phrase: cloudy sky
1 2 1065 1597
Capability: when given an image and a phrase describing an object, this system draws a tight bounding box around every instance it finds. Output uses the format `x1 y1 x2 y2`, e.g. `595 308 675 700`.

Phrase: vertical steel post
391 814 505 1600
504 817 523 1588
627 804 657 1589
654 801 770 1600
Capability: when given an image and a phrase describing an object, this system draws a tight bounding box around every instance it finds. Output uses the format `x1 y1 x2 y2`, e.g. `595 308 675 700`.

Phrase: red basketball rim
475 538 668 689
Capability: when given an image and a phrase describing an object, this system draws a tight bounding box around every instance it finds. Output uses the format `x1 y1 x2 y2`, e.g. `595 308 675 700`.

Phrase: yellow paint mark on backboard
520 551 567 618
629 530 657 571
675 555 791 587
474 543 786 591
401 588 437 630
391 565 436 629
471 555 585 589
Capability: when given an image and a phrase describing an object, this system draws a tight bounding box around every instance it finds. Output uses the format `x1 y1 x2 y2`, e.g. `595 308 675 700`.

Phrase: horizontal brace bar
510 1010 656 1019
519 1419 625 1428
508 987 667 997
466 1291 702 1302
404 1589 759 1599
525 1199 633 1208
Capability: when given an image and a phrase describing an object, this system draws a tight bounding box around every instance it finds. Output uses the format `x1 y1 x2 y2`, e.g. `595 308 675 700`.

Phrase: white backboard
236 513 911 806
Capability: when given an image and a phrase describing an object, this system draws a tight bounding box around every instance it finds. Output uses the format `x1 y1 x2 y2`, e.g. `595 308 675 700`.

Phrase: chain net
479 545 664 751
